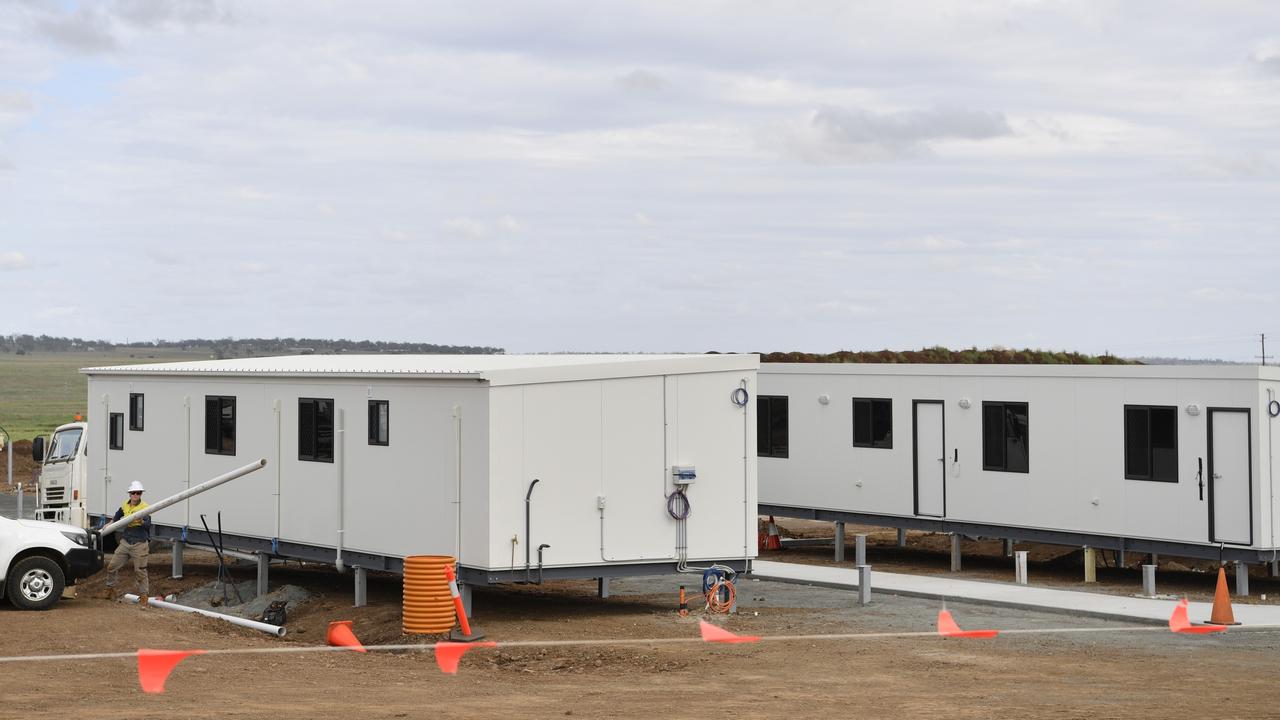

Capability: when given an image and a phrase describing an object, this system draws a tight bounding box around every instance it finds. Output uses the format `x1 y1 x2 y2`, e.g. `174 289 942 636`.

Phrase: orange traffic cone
763 516 782 551
327 620 368 652
1205 567 1241 625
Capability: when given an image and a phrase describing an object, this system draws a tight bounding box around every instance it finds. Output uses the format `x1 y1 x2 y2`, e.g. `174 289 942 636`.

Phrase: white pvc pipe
335 408 345 573
99 459 268 536
123 594 285 637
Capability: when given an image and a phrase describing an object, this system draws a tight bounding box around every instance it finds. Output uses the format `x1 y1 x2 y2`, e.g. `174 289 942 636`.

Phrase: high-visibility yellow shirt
119 500 150 527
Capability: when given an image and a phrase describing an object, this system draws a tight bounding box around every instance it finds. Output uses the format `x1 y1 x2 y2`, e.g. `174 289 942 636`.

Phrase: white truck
0 422 102 609
30 421 90 528
0 515 101 609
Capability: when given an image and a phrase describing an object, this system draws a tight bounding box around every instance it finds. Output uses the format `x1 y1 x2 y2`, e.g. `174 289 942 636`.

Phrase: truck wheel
7 556 65 610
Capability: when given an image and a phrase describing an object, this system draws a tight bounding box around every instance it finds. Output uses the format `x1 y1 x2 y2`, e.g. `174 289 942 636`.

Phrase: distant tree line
0 334 503 358
757 347 1138 364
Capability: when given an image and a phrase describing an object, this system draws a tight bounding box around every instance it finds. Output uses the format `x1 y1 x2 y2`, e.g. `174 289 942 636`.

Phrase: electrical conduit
123 594 285 637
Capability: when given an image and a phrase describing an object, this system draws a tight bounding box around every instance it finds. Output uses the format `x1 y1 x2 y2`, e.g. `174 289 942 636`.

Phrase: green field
0 350 212 441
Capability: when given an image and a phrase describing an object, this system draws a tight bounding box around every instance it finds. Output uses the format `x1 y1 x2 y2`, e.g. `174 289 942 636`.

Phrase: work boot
139 595 149 608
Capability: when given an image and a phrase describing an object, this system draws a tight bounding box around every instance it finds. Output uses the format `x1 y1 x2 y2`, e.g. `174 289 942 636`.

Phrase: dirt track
3 549 1280 719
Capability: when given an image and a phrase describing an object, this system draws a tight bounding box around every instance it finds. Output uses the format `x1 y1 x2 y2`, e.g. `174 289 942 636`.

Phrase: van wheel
7 556 65 610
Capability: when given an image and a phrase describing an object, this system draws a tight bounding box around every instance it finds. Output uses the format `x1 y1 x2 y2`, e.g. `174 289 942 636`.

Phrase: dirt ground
3 541 1280 719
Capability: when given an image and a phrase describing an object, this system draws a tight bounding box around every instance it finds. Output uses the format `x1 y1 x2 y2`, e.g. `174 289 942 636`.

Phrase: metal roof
81 353 758 385
761 362 1280 381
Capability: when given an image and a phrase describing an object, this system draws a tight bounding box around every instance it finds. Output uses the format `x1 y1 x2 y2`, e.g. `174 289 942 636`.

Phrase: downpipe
123 594 286 637
335 408 346 574
537 543 550 584
524 478 540 583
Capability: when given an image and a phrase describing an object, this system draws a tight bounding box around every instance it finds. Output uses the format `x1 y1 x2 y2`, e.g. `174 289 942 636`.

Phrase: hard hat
126 481 145 493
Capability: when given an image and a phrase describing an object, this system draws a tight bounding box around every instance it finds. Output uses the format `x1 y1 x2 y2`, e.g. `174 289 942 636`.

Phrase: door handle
1197 457 1204 501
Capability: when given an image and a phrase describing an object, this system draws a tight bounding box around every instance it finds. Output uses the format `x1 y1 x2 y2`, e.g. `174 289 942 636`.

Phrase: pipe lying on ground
123 593 286 637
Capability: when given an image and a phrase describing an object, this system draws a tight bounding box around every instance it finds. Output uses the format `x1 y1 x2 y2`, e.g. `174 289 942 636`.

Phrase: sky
1 1 1277 359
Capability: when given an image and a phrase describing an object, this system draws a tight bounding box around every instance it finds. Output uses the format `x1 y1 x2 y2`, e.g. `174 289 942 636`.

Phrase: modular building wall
82 355 758 579
759 364 1280 557
84 376 489 565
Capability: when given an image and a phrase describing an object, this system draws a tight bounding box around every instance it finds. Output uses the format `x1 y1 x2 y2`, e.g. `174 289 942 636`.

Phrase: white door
1209 409 1252 545
914 401 945 517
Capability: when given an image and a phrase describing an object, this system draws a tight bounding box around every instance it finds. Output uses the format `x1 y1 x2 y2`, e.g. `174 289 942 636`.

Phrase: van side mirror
32 436 44 463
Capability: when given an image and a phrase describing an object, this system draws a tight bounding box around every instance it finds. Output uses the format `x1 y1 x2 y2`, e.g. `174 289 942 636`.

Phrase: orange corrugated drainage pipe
403 555 458 634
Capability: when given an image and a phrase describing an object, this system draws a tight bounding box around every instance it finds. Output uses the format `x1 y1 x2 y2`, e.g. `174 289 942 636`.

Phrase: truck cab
31 422 89 529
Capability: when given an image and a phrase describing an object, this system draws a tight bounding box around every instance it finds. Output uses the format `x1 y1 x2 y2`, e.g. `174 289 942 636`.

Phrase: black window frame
757 395 789 459
982 401 1029 473
204 395 237 456
1124 404 1178 483
852 397 893 449
129 393 144 431
368 400 389 446
108 412 124 450
299 397 335 463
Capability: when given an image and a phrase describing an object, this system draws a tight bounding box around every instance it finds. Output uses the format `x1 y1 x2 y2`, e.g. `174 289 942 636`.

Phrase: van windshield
47 428 83 463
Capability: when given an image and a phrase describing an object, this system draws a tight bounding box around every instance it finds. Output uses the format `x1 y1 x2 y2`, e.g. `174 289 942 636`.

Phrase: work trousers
106 539 150 596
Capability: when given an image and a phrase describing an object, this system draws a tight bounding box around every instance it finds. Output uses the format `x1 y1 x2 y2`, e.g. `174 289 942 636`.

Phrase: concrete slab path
751 559 1280 626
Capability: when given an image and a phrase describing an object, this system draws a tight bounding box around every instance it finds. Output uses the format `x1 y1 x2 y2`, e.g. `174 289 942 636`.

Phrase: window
852 398 893 448
109 413 124 450
983 401 1029 473
757 395 789 458
299 398 335 462
129 393 144 431
204 396 236 455
1125 405 1178 483
368 400 389 446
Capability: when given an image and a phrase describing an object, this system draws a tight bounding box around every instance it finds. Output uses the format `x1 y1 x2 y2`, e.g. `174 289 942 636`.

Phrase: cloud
1191 287 1273 304
617 69 668 93
233 186 273 201
442 217 487 240
1252 39 1280 75
884 235 967 251
782 105 1013 162
0 252 28 270
147 247 184 266
496 215 521 232
36 6 119 53
36 306 79 319
31 1 231 54
111 0 229 28
814 106 1012 147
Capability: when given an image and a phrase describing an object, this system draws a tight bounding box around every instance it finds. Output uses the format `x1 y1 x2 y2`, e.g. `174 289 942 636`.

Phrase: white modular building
758 363 1280 564
82 354 758 584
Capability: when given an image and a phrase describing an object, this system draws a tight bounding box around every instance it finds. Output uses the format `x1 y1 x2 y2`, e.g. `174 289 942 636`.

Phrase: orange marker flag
936 609 999 638
698 619 760 644
1169 598 1226 634
433 641 497 674
326 620 367 652
137 649 205 694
